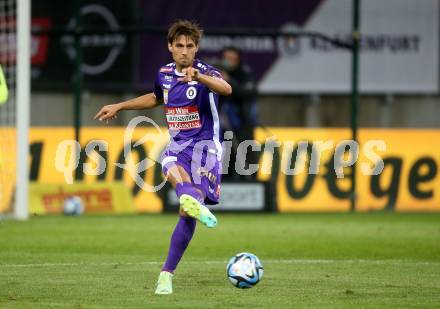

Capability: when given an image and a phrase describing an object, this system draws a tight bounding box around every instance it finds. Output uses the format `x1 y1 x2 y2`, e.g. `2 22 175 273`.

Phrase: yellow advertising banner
28 127 169 213
29 181 134 215
357 129 440 212
2 127 440 213
255 128 352 212
255 128 440 212
0 128 16 213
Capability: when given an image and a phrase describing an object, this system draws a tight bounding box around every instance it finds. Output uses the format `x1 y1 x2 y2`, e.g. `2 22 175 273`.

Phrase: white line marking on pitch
0 259 439 268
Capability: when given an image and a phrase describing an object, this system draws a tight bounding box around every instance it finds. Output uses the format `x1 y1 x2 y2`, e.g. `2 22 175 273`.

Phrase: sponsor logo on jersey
196 167 217 184
165 105 201 130
186 86 197 99
163 84 171 89
196 62 208 71
164 75 173 81
208 70 223 79
163 89 168 104
160 67 173 73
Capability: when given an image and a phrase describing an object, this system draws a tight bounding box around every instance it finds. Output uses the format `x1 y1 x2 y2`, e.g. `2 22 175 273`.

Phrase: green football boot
179 194 217 228
155 271 173 295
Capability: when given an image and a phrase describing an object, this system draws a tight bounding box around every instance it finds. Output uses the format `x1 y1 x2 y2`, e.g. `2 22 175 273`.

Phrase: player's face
168 35 199 69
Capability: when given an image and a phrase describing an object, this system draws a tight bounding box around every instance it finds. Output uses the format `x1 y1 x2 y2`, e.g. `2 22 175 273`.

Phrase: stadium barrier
29 182 134 215
2 127 439 214
163 181 276 213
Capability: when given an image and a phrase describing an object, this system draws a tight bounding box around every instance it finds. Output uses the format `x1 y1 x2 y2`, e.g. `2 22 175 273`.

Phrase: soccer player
94 20 232 295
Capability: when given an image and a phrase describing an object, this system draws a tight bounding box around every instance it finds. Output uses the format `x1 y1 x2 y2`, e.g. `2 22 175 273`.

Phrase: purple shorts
161 142 222 205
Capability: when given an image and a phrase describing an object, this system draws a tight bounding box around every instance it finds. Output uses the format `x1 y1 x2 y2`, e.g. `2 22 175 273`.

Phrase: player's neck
175 62 194 73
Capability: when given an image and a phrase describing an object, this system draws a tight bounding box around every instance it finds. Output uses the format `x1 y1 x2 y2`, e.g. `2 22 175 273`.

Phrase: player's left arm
180 67 232 96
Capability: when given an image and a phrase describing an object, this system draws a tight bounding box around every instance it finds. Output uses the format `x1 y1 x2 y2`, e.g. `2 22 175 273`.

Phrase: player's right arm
94 93 163 122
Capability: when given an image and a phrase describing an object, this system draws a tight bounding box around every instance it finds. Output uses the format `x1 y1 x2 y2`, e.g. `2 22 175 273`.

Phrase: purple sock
175 182 204 204
162 216 196 273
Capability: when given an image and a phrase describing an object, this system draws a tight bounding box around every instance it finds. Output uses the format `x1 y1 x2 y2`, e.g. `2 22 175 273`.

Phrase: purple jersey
153 59 224 147
155 59 224 205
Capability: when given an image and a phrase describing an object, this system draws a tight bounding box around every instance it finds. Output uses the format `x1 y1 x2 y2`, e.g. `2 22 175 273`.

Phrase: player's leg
166 164 217 228
155 163 216 295
192 150 222 206
155 165 194 295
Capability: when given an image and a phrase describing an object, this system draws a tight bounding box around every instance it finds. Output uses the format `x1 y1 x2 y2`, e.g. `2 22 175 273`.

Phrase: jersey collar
173 59 201 76
174 69 185 76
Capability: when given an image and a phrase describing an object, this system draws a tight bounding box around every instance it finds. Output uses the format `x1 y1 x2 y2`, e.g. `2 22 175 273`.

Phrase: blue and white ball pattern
226 252 263 288
63 196 84 216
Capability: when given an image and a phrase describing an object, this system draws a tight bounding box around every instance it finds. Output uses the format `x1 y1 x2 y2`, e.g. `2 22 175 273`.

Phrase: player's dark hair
168 20 203 45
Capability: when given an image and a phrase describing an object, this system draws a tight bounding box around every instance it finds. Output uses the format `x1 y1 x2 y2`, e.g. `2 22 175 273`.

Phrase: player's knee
166 165 191 186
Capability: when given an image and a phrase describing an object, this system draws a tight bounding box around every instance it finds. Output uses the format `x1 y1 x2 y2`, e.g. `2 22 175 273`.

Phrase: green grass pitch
1 213 439 308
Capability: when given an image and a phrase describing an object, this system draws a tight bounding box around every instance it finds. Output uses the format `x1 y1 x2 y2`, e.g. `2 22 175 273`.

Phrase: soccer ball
226 252 263 288
63 196 84 216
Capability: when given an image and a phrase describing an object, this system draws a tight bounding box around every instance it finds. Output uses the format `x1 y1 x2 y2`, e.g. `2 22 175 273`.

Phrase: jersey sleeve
206 66 224 80
153 73 163 99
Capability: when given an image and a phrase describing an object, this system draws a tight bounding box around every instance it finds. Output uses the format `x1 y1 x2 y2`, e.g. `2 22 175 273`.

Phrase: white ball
226 252 264 288
63 196 84 216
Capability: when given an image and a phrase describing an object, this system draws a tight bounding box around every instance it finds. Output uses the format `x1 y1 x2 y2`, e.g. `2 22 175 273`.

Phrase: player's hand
94 104 120 123
178 67 200 82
